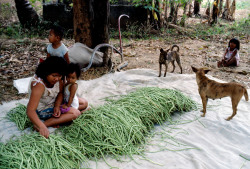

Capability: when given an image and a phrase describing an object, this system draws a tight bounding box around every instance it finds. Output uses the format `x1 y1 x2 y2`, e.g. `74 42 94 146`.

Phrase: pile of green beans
0 133 87 169
1 87 197 168
6 103 32 130
61 87 197 160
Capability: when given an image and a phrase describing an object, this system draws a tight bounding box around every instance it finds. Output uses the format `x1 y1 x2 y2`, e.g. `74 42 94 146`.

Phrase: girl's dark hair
51 25 64 40
228 38 240 50
67 63 81 79
36 57 67 83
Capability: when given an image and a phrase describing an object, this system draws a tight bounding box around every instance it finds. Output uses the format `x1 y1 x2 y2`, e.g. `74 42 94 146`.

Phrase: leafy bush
236 0 250 10
189 15 250 40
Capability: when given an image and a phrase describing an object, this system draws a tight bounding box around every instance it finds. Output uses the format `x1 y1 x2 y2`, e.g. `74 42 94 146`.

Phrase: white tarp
68 42 103 68
2 69 250 169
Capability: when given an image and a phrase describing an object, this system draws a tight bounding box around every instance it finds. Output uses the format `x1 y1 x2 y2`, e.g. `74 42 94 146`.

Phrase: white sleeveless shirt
64 83 79 109
28 75 60 111
225 47 240 66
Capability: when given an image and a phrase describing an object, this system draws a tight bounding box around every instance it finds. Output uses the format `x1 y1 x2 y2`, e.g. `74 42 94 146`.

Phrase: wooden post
92 0 110 65
73 0 93 47
73 0 110 65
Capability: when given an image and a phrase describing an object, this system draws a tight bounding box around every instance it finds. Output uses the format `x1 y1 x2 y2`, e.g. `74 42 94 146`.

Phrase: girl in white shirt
27 57 83 138
61 63 87 113
217 38 240 67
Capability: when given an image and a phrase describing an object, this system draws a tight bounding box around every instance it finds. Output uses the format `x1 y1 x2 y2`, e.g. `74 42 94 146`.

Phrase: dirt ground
0 6 249 104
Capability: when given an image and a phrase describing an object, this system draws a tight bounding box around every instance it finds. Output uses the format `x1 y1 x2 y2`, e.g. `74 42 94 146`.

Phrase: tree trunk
193 0 200 16
228 0 236 20
180 1 188 26
168 0 175 22
205 0 211 17
14 0 39 28
164 0 169 23
211 0 219 25
183 1 188 15
92 0 110 65
73 0 92 47
172 4 180 25
187 0 193 17
158 0 164 28
219 0 223 16
73 0 110 65
223 0 230 18
225 0 230 9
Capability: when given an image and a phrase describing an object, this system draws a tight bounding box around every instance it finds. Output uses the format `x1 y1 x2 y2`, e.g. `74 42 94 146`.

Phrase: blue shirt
47 43 68 58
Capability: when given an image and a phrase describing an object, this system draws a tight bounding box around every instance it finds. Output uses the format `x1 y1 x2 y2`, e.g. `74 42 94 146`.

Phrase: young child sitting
217 38 240 67
60 63 85 113
47 25 70 64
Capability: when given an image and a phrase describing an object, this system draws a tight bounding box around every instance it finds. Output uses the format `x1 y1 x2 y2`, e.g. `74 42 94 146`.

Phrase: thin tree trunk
158 0 164 28
180 0 188 26
211 0 219 24
14 0 39 28
225 0 230 9
183 1 188 15
172 3 180 24
187 0 193 17
168 0 175 22
205 0 211 17
164 0 169 23
219 0 223 15
222 0 230 19
228 0 236 20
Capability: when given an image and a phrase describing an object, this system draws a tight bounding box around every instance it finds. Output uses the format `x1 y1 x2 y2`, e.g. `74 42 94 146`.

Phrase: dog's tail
171 45 179 52
244 88 249 101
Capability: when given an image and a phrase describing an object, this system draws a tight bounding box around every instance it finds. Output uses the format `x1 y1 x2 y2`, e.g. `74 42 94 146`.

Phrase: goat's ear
160 48 164 53
204 69 211 74
191 66 198 72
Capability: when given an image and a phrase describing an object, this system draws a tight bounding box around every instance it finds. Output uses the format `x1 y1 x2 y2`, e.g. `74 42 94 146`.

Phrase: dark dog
192 66 249 120
159 45 182 77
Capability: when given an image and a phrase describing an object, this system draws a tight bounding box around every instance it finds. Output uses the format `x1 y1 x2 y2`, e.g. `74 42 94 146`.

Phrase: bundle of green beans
6 103 32 130
61 87 197 160
1 87 197 168
0 133 87 169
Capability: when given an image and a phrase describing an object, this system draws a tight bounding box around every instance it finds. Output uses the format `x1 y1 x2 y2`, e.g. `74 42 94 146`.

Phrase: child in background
60 63 86 113
47 25 70 64
217 38 240 67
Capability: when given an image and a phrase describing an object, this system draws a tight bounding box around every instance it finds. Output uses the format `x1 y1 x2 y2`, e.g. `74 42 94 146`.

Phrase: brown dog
192 66 248 120
159 45 182 77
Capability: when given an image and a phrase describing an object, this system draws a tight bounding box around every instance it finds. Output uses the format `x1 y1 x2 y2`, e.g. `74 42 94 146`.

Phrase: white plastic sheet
2 69 250 169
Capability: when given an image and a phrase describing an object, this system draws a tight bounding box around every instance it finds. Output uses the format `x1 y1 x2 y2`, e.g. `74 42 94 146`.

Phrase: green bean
240 154 250 161
6 103 32 130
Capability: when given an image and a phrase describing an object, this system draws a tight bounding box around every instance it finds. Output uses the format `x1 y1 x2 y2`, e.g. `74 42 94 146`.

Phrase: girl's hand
39 125 50 138
53 106 61 117
62 104 68 109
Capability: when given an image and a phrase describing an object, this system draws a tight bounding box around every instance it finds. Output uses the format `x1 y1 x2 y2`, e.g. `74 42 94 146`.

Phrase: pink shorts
60 105 71 114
